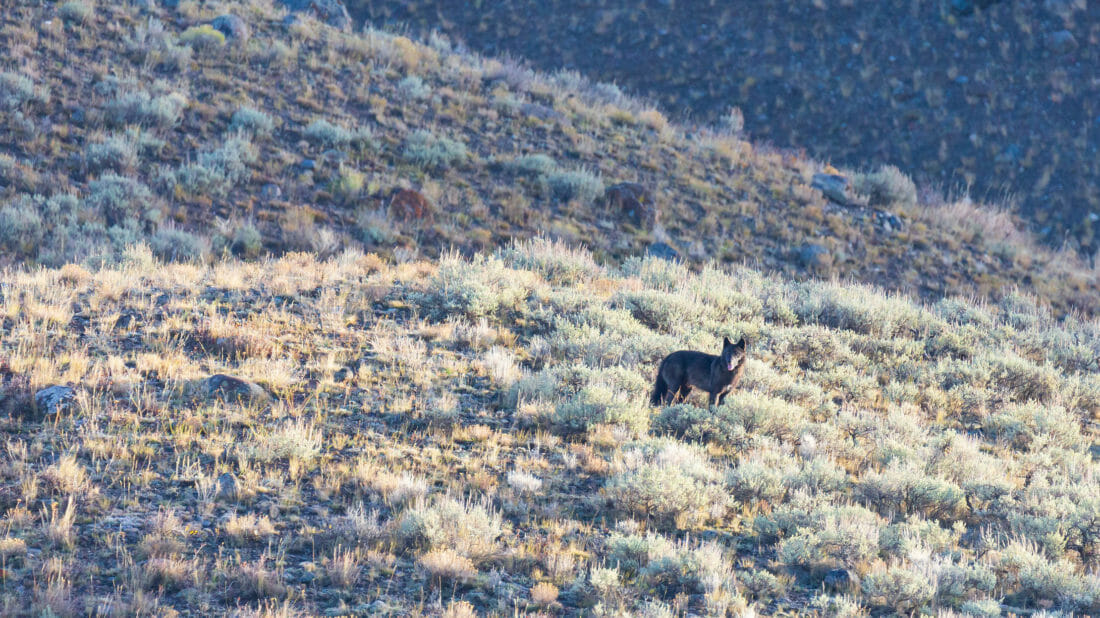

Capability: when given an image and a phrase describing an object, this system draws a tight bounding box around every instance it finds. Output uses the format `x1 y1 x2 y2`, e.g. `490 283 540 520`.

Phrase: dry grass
0 0 1095 319
0 242 1094 613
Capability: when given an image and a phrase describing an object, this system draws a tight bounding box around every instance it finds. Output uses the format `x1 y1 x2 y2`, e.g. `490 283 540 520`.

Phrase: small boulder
334 359 360 383
646 241 680 261
872 210 904 232
278 0 351 31
216 472 239 500
114 311 140 330
1046 30 1078 55
520 102 565 122
205 374 269 405
823 568 859 593
389 188 434 222
35 385 75 415
322 149 348 165
798 243 832 270
211 14 249 45
260 183 282 201
811 173 851 205
604 182 658 228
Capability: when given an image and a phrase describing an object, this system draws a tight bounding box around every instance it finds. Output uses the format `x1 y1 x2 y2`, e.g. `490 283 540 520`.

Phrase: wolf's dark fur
650 337 748 407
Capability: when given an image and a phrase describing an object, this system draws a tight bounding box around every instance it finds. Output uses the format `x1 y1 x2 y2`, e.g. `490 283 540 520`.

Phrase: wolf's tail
650 374 669 406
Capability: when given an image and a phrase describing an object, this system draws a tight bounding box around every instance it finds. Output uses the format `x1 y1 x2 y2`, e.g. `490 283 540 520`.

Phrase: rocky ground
355 0 1100 252
1 0 1098 319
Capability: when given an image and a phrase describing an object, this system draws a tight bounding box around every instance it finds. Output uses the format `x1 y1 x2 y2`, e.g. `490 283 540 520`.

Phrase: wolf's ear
723 336 732 347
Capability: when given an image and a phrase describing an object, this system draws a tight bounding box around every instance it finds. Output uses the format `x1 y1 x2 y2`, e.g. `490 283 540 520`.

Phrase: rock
334 359 360 383
520 102 564 122
995 143 1022 164
1046 30 1078 55
811 173 851 205
798 243 832 270
278 0 351 31
823 568 859 593
872 210 904 232
604 182 658 228
321 149 348 165
35 385 75 415
205 374 269 405
211 14 250 45
260 183 282 201
113 311 139 330
646 241 680 261
216 472 238 500
388 188 434 222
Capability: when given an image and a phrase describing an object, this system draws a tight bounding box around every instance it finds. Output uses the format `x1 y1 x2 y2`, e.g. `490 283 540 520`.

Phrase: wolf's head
721 336 747 371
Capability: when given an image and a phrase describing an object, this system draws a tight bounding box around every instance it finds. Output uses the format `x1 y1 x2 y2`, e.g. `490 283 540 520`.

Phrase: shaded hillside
0 241 1097 614
0 0 1097 317
355 0 1100 251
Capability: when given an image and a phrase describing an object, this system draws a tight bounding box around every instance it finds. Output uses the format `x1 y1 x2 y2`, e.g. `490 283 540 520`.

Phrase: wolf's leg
716 392 728 406
707 392 717 407
662 381 679 405
650 374 669 406
674 385 691 403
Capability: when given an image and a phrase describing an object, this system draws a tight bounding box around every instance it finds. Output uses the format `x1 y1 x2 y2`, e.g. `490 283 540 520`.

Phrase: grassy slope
0 239 1097 615
1 0 1099 316
356 0 1100 250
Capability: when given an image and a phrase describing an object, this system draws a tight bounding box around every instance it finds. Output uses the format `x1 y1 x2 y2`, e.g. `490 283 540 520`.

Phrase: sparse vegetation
59 1 93 24
0 72 48 109
402 129 468 170
0 240 1094 613
0 1 1098 614
105 88 187 128
229 106 274 137
547 167 604 204
303 119 373 150
854 164 918 209
0 0 1092 319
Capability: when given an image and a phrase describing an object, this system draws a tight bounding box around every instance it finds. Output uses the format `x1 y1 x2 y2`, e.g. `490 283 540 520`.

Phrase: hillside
0 240 1097 615
1 0 1099 317
357 0 1100 252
